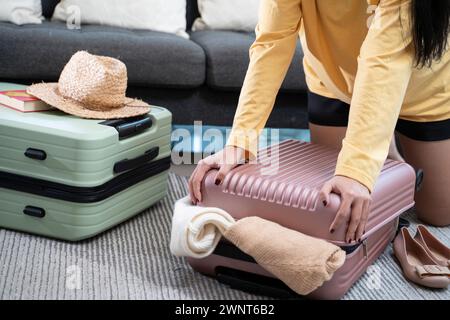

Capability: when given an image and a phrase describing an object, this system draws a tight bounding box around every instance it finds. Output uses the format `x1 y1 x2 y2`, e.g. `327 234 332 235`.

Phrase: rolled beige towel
223 216 346 295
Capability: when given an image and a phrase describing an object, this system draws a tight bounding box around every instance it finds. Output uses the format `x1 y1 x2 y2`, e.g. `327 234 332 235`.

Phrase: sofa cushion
190 30 306 91
0 21 205 88
0 0 43 25
193 0 260 32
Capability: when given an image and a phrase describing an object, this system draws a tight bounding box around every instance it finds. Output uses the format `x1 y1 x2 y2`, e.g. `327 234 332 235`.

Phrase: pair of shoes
415 225 450 267
393 226 450 289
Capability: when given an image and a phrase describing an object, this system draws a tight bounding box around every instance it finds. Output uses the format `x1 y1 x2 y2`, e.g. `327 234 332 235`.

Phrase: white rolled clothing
170 196 235 259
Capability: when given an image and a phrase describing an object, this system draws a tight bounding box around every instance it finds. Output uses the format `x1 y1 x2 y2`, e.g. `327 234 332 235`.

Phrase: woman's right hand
188 145 247 205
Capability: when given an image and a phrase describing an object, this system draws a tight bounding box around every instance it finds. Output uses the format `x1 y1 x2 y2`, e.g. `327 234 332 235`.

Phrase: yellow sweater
227 0 450 192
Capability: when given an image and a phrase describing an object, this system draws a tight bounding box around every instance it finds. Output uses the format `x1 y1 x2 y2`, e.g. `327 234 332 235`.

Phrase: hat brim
27 83 151 119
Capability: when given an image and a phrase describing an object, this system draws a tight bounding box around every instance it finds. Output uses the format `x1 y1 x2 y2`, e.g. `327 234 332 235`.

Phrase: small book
0 90 53 112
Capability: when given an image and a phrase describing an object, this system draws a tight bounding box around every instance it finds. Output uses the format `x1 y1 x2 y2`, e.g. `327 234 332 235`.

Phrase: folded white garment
170 196 235 259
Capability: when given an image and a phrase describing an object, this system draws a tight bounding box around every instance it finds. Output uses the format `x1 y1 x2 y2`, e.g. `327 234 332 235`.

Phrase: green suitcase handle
113 147 160 174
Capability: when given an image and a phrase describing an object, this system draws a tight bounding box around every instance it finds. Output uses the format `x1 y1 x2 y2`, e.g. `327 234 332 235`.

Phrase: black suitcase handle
24 148 47 160
216 267 298 299
100 115 153 139
113 147 160 174
23 206 46 218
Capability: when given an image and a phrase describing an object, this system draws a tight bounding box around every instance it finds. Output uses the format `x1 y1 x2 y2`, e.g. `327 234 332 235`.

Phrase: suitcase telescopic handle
100 115 153 139
113 146 160 174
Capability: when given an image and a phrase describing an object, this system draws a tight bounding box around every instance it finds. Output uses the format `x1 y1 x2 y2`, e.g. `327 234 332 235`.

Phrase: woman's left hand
319 176 372 243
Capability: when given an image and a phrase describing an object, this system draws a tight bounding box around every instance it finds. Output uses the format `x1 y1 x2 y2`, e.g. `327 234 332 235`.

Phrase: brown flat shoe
414 225 450 267
393 228 449 289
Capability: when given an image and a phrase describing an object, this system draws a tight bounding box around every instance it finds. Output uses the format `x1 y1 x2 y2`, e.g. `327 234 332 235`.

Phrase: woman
189 0 450 243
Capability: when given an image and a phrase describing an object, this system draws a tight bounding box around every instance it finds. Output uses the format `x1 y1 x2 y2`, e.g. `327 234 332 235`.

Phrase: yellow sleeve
227 0 303 157
335 0 414 192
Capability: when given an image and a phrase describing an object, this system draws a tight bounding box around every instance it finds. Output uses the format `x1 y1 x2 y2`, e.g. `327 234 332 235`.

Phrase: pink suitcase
188 140 416 300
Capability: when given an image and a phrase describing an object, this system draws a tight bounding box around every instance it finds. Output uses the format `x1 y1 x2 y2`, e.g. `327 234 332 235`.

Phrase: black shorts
307 91 450 142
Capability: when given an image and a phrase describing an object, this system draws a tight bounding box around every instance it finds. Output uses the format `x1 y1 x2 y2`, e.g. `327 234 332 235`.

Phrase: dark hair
411 0 450 67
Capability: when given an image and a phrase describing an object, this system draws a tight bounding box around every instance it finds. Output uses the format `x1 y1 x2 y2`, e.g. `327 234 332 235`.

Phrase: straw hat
27 51 150 119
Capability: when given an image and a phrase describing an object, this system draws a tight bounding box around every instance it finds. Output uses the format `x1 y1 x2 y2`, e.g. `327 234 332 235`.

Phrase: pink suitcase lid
200 140 416 246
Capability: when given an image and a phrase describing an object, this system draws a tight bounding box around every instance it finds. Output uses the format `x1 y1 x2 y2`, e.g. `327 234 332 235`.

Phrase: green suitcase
0 85 172 241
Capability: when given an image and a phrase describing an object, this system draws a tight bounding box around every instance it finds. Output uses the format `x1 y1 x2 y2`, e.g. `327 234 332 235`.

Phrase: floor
0 151 448 300
1 173 448 300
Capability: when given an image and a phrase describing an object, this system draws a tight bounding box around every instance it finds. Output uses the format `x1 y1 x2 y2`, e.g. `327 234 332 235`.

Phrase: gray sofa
0 0 309 129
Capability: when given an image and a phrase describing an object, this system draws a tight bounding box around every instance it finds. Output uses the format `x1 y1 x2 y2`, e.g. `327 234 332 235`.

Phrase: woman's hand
189 145 246 205
319 176 372 243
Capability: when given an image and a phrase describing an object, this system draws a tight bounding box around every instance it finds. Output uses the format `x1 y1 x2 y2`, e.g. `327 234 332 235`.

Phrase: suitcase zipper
362 239 369 259
0 156 171 203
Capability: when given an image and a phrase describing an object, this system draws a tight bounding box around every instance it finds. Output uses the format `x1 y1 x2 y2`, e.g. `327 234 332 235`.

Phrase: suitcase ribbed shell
0 104 171 187
191 140 417 299
200 140 416 245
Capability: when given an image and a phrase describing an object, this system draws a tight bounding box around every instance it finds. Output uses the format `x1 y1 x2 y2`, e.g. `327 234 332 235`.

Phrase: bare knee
416 206 450 227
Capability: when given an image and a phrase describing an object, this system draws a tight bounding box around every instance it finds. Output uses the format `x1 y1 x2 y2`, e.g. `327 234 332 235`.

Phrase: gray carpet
0 173 449 300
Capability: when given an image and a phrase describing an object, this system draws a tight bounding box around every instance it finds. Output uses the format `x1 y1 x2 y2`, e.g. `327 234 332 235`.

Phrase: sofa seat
0 21 206 88
190 30 306 91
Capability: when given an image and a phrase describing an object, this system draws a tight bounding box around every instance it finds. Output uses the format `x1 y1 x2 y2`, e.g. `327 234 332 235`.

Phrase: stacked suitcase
0 104 172 241
188 140 416 299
